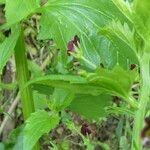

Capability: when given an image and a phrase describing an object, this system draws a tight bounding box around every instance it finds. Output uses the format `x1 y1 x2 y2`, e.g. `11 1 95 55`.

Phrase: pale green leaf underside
23 110 60 150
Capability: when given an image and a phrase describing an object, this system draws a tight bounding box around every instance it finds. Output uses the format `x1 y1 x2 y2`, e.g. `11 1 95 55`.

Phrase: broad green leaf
38 0 127 65
26 66 138 107
26 75 104 96
69 94 112 121
100 21 139 68
87 66 137 98
51 88 74 111
112 0 133 23
23 110 60 150
5 0 40 25
0 25 20 74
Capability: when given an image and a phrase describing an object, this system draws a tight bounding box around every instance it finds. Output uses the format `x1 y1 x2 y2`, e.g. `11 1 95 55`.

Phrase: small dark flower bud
67 35 80 53
145 117 150 125
95 146 103 150
67 41 75 52
81 123 91 136
130 64 136 70
141 126 150 138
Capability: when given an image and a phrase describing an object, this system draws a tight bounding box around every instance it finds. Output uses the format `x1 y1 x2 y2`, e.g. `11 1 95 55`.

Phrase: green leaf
100 21 139 68
28 60 44 78
26 66 138 107
0 0 5 4
119 136 130 150
69 94 112 121
0 32 5 43
134 0 150 25
107 106 135 116
11 127 23 150
26 75 104 96
112 0 133 23
51 88 74 111
23 110 60 150
38 0 127 65
87 66 137 98
5 0 40 26
0 25 20 74
133 0 150 52
33 91 47 110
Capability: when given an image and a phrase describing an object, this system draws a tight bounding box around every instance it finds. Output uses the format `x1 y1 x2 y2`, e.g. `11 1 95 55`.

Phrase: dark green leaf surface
69 94 112 121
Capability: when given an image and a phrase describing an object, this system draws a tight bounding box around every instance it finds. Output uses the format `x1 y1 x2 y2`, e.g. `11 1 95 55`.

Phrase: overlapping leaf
87 66 137 98
38 0 131 66
100 21 139 68
27 66 137 107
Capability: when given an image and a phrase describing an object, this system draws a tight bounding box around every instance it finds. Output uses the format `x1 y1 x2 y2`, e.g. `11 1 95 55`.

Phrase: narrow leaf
0 25 20 74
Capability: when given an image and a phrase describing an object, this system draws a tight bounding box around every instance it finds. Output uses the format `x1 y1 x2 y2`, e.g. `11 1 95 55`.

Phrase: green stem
14 26 39 150
132 52 150 150
80 56 97 70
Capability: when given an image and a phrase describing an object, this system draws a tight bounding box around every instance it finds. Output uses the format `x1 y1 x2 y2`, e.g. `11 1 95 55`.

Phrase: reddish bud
67 35 80 53
81 123 91 136
95 146 103 150
145 117 150 125
130 64 136 70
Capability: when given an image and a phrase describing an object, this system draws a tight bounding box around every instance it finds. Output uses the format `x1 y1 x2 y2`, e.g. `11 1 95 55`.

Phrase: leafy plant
0 0 150 150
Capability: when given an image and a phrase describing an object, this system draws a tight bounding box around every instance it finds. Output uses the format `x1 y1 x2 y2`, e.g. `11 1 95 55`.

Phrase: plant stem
14 26 39 150
14 27 35 120
132 52 150 150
